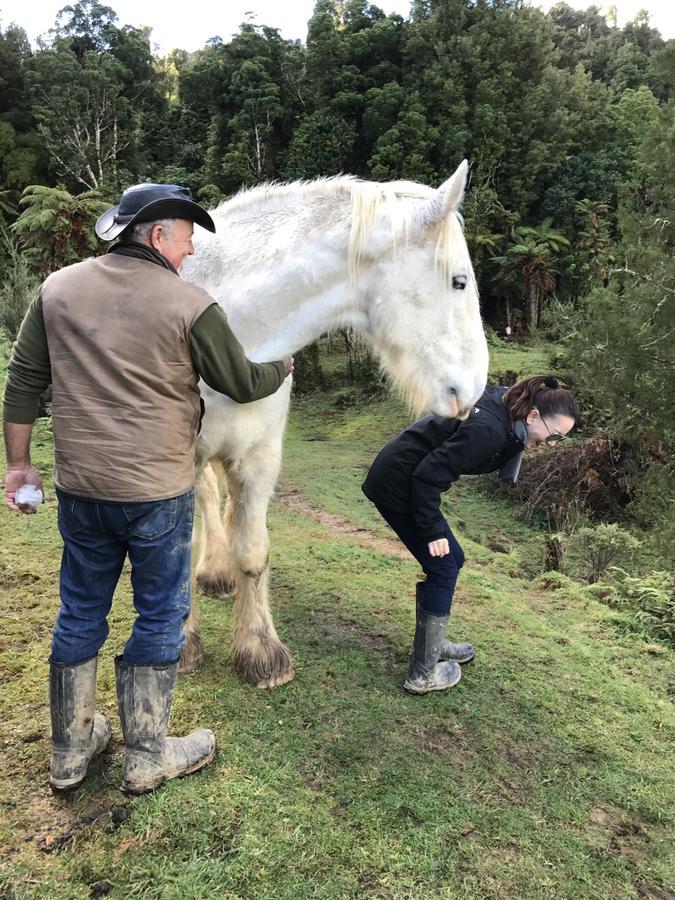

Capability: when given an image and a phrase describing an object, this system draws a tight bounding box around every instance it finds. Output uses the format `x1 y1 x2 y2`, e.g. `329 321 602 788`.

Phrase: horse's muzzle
446 388 470 420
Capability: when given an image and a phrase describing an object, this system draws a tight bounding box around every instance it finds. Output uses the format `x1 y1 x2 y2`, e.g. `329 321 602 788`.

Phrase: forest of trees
0 0 673 556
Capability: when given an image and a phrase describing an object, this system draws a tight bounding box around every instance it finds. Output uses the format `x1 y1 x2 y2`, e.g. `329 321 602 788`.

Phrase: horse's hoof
195 572 234 598
233 639 294 689
179 635 204 673
256 667 295 689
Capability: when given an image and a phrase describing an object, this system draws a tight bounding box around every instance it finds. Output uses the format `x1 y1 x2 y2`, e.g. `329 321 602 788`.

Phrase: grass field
1 344 673 899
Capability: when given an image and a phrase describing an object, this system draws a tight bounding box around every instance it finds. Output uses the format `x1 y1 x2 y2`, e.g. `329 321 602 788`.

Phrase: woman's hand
428 538 450 557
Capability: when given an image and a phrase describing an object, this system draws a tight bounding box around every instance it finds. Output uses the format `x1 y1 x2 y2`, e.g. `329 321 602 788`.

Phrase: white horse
180 160 488 688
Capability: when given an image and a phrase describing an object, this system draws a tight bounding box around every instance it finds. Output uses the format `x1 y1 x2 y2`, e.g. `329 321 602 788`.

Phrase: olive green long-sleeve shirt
3 292 286 425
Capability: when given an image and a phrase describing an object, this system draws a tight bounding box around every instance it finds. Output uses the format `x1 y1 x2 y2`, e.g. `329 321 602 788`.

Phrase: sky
0 0 672 54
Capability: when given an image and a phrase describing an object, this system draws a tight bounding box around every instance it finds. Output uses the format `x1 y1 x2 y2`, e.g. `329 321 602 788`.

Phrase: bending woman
362 375 579 695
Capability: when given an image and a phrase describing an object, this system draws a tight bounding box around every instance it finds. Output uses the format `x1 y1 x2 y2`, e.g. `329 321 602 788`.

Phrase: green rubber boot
403 607 462 694
115 657 216 794
416 581 475 664
49 656 112 791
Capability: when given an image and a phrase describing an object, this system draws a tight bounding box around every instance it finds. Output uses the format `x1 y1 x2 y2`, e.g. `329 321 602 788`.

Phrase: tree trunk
544 536 564 572
528 280 539 331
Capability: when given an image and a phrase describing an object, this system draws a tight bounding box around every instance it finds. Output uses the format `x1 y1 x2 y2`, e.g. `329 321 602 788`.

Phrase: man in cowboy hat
3 183 294 794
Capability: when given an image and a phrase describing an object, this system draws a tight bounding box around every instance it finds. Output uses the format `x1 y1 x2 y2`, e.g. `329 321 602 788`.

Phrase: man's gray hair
128 218 176 244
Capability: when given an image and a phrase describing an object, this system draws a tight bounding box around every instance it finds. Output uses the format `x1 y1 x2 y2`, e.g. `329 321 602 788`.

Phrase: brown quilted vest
41 254 213 501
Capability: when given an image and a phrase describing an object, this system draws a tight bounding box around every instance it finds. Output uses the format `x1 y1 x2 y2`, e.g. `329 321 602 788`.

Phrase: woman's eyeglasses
542 418 565 444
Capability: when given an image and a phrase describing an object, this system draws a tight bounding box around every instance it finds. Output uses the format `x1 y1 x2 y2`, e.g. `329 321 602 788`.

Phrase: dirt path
276 486 412 560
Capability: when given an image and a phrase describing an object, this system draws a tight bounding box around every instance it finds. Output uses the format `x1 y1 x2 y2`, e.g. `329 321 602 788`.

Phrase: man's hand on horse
282 355 294 376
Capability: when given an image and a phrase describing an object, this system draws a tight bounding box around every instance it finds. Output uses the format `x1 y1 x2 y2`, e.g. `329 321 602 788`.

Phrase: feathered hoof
195 571 235 598
256 667 295 689
179 632 204 674
233 638 295 689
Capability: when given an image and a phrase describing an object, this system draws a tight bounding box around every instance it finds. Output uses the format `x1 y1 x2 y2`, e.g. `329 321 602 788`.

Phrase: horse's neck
185 189 369 362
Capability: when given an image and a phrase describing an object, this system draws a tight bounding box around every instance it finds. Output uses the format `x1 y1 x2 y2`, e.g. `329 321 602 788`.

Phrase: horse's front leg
229 444 294 689
194 460 236 597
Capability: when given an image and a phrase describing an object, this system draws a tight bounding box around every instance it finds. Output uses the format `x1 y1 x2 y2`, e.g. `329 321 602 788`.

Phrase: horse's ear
419 160 469 228
436 159 469 216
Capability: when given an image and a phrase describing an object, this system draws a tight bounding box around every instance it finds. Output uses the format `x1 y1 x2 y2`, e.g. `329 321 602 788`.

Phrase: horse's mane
212 176 466 285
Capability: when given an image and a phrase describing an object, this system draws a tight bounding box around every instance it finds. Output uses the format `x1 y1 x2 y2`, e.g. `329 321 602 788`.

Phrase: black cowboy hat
95 183 216 241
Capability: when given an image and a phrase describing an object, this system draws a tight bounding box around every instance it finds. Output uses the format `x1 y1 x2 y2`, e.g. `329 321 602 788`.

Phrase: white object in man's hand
15 484 44 507
282 355 294 376
428 538 450 558
5 464 44 514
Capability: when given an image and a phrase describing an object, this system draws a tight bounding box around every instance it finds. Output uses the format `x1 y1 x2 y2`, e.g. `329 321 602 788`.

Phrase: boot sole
121 745 217 795
403 671 462 694
50 774 86 792
440 652 475 665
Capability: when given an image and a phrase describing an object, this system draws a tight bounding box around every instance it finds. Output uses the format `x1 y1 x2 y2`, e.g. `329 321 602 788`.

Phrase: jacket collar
107 240 179 276
498 419 527 484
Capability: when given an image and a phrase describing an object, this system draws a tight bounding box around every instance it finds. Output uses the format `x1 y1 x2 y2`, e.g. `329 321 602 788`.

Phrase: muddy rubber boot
49 657 112 791
416 581 475 664
115 657 216 794
404 606 462 694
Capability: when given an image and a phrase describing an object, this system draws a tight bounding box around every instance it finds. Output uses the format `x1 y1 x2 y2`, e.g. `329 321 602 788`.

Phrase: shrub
492 433 633 531
626 458 675 566
584 582 622 605
567 523 641 583
484 325 505 347
0 223 39 343
534 571 575 591
292 340 327 395
610 568 674 644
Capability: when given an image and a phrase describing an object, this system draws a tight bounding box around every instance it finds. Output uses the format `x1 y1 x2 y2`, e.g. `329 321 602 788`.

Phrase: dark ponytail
503 374 580 422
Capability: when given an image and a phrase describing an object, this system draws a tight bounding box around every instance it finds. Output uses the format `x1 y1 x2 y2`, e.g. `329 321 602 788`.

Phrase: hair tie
544 376 559 389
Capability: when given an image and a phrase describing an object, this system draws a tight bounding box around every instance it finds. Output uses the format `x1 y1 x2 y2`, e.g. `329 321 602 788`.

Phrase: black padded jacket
361 384 524 541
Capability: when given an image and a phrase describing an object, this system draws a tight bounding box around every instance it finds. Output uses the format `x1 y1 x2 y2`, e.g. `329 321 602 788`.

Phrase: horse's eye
452 275 467 290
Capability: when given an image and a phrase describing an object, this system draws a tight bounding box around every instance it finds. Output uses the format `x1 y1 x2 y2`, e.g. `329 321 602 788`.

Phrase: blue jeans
52 489 195 666
374 504 465 615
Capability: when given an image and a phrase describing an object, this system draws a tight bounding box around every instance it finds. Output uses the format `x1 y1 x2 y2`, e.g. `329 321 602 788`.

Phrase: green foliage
368 93 438 182
483 325 505 348
567 523 641 584
0 121 43 191
27 45 129 190
12 184 108 275
282 111 356 180
196 183 224 209
534 570 576 592
550 42 674 553
627 460 675 563
177 25 304 192
51 0 119 56
609 568 674 644
0 223 39 342
491 221 569 330
291 340 327 395
554 252 673 452
560 199 614 300
23 3 167 191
